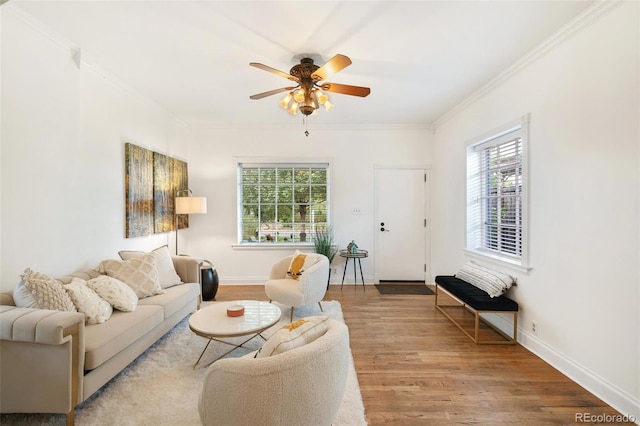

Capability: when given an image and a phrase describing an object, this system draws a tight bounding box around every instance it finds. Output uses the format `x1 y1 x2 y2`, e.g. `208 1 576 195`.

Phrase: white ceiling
10 0 595 127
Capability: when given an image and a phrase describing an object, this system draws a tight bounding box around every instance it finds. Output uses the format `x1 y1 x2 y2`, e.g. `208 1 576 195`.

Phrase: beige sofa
0 255 202 425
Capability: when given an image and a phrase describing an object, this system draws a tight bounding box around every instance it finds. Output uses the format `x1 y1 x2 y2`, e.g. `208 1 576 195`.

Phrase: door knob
380 227 389 232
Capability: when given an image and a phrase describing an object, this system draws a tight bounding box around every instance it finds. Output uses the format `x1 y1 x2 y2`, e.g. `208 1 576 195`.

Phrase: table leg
358 258 365 290
353 258 357 288
341 258 349 289
193 332 267 369
193 338 213 369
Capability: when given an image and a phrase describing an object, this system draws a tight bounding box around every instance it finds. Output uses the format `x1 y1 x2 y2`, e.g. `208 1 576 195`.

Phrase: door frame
373 164 431 284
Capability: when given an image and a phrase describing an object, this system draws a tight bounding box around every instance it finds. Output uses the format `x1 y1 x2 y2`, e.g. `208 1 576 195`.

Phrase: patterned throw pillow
98 254 163 299
455 261 514 298
63 278 113 324
256 315 330 358
88 275 138 312
118 245 183 289
20 268 77 312
286 251 320 280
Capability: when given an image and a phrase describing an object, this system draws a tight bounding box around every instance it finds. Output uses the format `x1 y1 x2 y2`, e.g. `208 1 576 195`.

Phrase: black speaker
201 265 219 301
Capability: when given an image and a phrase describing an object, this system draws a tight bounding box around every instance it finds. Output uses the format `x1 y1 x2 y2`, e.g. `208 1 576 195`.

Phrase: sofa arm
0 292 15 306
0 306 85 419
0 306 85 345
172 255 201 283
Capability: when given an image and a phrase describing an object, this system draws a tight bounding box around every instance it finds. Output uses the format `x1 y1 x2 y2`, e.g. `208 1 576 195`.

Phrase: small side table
200 260 219 301
339 249 368 290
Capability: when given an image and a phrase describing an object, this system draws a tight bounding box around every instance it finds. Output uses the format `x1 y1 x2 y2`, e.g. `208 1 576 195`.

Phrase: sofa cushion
256 315 330 358
57 269 102 284
87 275 138 312
137 282 200 319
98 254 163 299
18 268 77 312
63 278 113 325
84 305 164 370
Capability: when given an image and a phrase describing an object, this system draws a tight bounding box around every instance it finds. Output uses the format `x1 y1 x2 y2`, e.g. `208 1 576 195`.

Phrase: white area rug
0 300 366 426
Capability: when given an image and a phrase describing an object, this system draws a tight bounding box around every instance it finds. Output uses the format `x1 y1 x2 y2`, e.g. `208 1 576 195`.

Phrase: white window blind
466 116 529 268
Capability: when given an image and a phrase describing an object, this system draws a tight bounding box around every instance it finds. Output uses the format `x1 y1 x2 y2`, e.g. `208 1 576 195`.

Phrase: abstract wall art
125 143 189 238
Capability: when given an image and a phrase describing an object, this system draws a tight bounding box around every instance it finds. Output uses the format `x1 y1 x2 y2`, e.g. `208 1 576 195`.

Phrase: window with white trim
237 162 329 244
466 116 529 267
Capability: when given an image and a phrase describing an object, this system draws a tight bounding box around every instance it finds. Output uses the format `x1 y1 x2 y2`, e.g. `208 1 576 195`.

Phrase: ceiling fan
249 54 371 117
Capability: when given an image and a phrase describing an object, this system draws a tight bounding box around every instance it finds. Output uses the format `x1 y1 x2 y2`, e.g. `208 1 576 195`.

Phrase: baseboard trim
219 278 375 285
518 331 639 422
482 314 639 422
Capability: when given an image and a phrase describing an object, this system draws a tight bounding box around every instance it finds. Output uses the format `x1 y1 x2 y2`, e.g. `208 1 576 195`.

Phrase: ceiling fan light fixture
324 100 334 111
316 89 329 105
311 90 320 109
293 89 305 103
280 92 293 109
299 105 315 116
249 54 369 123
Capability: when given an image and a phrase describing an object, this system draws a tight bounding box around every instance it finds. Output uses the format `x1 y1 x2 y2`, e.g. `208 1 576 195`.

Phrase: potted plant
313 227 337 288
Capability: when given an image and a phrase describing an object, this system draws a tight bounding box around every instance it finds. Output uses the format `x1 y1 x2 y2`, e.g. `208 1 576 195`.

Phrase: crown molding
433 0 623 129
188 121 434 131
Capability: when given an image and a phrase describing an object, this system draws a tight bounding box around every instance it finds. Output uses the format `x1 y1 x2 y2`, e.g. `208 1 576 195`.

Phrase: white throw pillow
98 254 163 299
256 315 330 358
13 279 38 308
64 278 112 324
286 251 320 280
118 245 183 289
455 261 514 298
88 275 138 312
19 268 77 312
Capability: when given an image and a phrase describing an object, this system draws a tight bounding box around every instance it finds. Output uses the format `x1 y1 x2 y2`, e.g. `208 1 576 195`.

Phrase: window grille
237 163 329 244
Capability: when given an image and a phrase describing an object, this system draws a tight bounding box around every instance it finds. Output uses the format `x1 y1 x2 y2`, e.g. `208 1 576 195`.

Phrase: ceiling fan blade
311 54 352 81
249 87 296 100
249 62 299 82
321 82 370 97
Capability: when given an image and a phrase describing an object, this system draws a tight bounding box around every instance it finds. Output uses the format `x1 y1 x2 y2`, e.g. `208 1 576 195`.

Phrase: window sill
463 249 532 275
233 242 315 250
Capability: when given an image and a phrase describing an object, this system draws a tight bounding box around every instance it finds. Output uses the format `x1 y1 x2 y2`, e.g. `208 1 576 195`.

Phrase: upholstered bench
435 274 518 344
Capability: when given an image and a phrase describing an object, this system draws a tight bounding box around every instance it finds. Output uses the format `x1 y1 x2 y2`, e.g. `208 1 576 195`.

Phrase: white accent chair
264 253 329 321
198 319 349 426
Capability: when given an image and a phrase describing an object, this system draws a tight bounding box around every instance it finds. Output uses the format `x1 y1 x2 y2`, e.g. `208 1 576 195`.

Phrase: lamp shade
175 196 207 214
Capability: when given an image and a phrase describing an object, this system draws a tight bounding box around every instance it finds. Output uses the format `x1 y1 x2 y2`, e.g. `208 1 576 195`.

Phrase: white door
375 167 428 282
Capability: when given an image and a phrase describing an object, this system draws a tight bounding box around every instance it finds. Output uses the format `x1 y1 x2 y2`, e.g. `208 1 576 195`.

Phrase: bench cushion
435 275 518 311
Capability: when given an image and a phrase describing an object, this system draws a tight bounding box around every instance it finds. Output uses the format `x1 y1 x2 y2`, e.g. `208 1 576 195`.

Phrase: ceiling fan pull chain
304 116 310 137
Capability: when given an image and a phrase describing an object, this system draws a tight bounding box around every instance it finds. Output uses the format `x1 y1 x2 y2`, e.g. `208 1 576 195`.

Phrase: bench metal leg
435 284 518 345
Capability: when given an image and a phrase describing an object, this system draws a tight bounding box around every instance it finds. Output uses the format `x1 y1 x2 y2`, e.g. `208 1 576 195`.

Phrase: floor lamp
175 189 207 255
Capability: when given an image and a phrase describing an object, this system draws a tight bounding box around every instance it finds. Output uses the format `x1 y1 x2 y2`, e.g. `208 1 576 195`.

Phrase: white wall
184 124 432 284
0 8 188 289
0 7 433 290
431 1 639 418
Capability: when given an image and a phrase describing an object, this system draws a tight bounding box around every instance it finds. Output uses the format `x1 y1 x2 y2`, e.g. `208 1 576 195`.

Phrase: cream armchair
265 253 329 321
198 319 349 426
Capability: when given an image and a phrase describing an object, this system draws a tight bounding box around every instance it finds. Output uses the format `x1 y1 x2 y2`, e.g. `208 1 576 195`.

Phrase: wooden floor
215 285 631 425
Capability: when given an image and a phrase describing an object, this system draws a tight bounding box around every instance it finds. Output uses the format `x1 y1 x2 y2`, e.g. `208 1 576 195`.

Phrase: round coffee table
189 300 281 368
